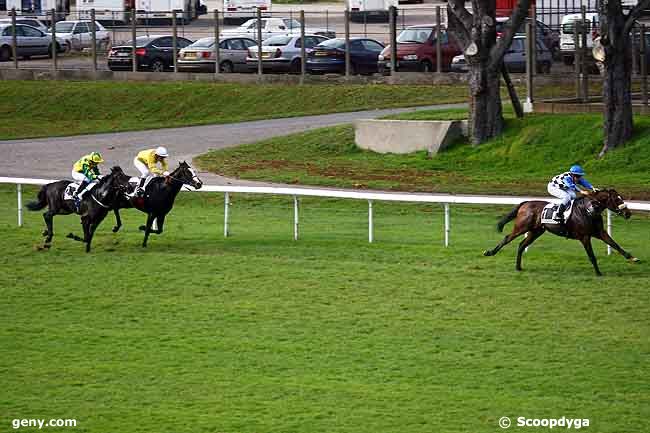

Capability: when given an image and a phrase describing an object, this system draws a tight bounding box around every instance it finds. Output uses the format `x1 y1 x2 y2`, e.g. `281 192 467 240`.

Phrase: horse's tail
26 185 47 211
497 203 524 232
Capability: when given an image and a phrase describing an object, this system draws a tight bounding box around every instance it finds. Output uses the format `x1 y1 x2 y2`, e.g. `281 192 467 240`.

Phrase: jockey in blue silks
547 165 596 224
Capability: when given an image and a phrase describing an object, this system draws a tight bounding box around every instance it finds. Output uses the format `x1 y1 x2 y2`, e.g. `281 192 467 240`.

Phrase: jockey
132 146 170 196
547 165 596 224
72 152 104 205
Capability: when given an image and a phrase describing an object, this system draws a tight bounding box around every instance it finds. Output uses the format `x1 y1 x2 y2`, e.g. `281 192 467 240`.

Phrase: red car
378 25 462 73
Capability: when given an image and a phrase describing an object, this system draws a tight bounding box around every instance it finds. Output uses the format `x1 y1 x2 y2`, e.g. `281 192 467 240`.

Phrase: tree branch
623 0 650 36
488 0 531 70
446 3 471 48
448 0 474 31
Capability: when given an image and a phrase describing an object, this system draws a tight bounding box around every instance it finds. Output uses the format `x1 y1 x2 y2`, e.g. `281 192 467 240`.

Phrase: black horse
26 166 131 252
112 161 203 247
483 189 639 276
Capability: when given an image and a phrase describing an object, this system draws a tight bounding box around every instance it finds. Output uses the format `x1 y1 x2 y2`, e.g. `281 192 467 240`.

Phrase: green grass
0 81 468 140
195 111 650 200
1 184 649 433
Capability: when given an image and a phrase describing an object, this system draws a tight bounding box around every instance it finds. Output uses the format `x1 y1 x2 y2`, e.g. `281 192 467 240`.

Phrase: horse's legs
112 209 122 233
154 214 166 234
84 220 101 253
43 210 55 244
515 230 544 271
484 225 528 256
142 213 155 248
596 231 639 262
580 236 602 276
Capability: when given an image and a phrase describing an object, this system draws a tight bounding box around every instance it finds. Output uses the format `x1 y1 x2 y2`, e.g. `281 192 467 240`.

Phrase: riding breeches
547 183 576 206
134 158 150 178
71 170 90 183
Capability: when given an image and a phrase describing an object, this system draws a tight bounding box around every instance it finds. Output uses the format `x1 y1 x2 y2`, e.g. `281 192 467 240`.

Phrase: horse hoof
66 233 74 239
139 225 147 231
112 226 120 233
42 230 49 237
483 250 492 256
629 257 641 263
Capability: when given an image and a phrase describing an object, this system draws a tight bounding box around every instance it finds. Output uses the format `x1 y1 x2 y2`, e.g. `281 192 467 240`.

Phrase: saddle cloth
541 201 574 225
63 182 97 201
128 176 157 192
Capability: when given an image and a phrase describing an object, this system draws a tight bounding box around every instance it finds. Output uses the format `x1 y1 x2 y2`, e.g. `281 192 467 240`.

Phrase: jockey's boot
73 180 89 210
555 203 567 225
135 177 146 197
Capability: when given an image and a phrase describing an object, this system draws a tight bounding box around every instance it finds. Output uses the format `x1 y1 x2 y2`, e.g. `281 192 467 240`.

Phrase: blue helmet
569 165 585 176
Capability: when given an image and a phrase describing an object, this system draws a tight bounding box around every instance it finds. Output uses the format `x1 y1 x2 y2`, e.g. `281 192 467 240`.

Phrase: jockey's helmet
569 165 585 176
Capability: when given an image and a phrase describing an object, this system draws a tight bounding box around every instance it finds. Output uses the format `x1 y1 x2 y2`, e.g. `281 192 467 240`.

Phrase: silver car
49 20 111 52
246 34 329 73
177 36 257 73
0 23 65 61
0 18 49 34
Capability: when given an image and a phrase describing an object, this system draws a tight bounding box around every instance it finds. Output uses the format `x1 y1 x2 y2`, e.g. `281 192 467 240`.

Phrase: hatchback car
50 20 111 52
495 17 560 59
0 23 65 61
306 37 385 75
107 35 193 72
451 35 552 73
377 24 461 73
246 34 329 73
178 36 257 73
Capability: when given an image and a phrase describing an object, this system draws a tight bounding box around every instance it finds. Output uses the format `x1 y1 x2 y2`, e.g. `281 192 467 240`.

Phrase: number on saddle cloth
64 181 98 201
541 201 574 225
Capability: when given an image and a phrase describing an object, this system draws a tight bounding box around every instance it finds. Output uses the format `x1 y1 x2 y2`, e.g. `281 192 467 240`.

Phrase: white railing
3 176 650 255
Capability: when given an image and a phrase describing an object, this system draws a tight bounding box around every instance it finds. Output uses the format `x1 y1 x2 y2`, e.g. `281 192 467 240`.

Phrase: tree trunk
599 41 633 157
468 63 504 145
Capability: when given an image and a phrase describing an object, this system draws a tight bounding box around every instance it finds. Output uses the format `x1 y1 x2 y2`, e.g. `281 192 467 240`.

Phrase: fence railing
3 176 649 254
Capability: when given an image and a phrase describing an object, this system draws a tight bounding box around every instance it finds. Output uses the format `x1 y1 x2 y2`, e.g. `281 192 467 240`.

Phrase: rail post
607 210 612 256
389 6 397 76
524 20 534 112
90 9 97 73
444 203 450 247
300 10 306 83
51 9 58 71
10 8 17 69
132 9 137 72
172 10 178 74
580 6 588 103
368 200 374 243
344 9 351 78
17 184 23 227
257 7 263 76
436 6 442 74
574 21 581 100
293 196 299 241
224 192 230 237
214 9 220 76
642 25 648 110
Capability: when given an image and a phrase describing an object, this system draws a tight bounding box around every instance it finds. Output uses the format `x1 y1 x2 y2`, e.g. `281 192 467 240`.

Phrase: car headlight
402 54 418 60
378 54 384 61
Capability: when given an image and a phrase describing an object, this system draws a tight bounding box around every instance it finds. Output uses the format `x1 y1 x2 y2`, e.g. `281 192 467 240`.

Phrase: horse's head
108 166 132 192
591 189 631 220
171 161 203 190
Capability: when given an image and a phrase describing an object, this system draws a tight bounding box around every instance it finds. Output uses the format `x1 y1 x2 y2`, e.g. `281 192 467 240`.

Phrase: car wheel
289 58 301 74
220 61 234 73
419 60 433 73
151 59 165 72
0 46 10 62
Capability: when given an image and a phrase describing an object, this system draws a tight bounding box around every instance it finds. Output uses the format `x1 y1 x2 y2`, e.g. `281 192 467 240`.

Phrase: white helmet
155 146 169 158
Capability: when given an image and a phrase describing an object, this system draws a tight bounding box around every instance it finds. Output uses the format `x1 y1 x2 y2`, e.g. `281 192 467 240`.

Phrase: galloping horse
111 161 203 247
26 166 131 252
483 189 639 276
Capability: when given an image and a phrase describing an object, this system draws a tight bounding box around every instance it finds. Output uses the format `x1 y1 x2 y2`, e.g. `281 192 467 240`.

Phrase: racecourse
1 185 649 433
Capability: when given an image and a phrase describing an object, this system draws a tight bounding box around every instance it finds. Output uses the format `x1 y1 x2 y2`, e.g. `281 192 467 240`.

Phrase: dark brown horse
483 189 639 276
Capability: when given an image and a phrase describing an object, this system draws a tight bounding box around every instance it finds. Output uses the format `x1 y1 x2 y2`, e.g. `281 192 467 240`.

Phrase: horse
26 166 131 252
111 161 203 248
483 189 639 276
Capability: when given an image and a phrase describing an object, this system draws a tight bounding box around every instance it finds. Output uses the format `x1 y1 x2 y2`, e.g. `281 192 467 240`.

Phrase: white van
560 12 598 65
135 0 199 23
347 0 398 22
5 0 68 23
222 0 271 24
77 0 132 24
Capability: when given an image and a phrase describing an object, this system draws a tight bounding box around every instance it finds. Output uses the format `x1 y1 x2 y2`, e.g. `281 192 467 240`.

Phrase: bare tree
598 0 650 157
447 0 531 145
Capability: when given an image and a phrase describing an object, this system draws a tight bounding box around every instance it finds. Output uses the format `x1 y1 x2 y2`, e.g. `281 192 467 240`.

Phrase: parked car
177 36 257 73
451 35 553 73
49 20 111 52
377 24 461 73
246 34 329 73
495 17 560 59
0 23 65 61
221 17 336 40
0 17 49 34
306 37 385 75
560 13 599 65
107 35 193 72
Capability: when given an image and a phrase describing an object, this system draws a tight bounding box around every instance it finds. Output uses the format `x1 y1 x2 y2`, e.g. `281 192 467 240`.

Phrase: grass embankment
196 110 650 199
1 185 649 433
0 81 467 140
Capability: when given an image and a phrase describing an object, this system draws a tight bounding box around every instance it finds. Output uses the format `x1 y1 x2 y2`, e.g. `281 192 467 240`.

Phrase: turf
0 81 468 140
195 111 650 200
1 184 649 433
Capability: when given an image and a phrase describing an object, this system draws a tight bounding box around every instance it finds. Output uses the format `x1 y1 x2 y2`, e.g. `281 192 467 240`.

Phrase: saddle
541 201 575 225
63 182 97 201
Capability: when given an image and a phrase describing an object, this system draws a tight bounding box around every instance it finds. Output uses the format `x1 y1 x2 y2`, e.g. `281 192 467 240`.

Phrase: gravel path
0 103 466 185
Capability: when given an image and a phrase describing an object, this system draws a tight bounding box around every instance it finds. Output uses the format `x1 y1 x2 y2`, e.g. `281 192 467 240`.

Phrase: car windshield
54 22 75 33
397 28 432 43
264 35 292 46
282 19 301 29
189 37 215 48
317 38 345 49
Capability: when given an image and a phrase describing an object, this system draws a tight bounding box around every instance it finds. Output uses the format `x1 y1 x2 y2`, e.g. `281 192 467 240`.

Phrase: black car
306 37 385 75
108 35 193 72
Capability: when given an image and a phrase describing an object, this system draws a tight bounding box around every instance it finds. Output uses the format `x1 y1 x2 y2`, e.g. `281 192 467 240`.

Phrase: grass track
1 185 649 433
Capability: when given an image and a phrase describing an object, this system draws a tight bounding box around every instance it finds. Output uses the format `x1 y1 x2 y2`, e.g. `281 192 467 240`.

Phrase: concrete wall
354 119 467 156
